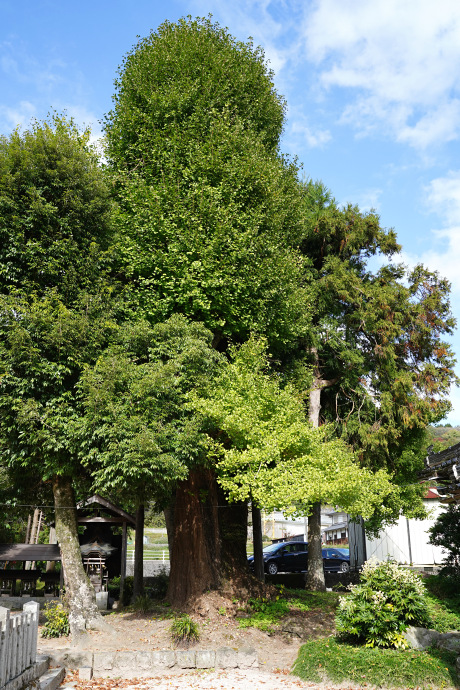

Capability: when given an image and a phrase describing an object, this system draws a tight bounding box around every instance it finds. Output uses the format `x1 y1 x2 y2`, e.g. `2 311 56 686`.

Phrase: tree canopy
104 16 311 353
193 337 393 517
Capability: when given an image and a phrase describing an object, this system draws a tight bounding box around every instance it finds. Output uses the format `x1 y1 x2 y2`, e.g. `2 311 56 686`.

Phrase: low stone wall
125 561 170 577
94 647 257 677
46 647 258 679
0 596 58 611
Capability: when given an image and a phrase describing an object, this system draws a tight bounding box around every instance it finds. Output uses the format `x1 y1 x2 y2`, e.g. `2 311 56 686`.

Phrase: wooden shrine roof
0 543 61 561
421 442 460 501
76 494 135 526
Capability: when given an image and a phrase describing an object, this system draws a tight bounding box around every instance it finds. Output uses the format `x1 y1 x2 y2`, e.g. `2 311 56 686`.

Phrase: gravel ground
62 668 359 690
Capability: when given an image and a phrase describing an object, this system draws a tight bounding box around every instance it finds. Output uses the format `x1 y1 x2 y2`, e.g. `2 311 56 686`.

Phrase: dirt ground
37 591 338 686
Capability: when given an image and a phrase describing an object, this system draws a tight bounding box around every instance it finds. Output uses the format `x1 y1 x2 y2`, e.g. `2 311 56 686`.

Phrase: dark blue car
247 541 350 574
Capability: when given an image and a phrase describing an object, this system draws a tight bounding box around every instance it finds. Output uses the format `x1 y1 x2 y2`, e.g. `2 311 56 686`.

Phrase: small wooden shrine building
0 495 135 599
76 495 135 593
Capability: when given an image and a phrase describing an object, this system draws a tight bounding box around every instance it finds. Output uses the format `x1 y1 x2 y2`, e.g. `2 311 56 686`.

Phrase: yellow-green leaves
194 337 393 516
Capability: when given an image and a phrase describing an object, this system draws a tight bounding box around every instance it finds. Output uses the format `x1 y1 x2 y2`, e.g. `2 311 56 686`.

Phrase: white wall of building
361 500 447 567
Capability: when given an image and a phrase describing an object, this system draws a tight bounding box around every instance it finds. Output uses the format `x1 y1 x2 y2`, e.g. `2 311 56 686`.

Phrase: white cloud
0 101 36 132
302 0 460 148
396 172 460 293
290 118 331 148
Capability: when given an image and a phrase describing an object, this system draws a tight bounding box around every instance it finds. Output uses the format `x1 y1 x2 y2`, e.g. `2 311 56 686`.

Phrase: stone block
403 626 442 650
216 646 238 668
44 649 93 669
437 633 460 653
114 651 132 669
93 651 114 672
195 650 216 668
38 666 66 690
176 649 196 668
95 591 108 610
78 667 93 681
151 650 175 668
134 651 154 670
237 646 258 668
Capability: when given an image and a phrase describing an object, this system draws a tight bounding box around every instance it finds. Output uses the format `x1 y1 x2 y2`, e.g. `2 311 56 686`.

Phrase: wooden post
252 504 265 583
120 521 127 607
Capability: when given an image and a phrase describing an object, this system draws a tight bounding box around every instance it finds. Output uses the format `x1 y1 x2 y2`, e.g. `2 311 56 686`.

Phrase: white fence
127 550 169 562
0 601 39 689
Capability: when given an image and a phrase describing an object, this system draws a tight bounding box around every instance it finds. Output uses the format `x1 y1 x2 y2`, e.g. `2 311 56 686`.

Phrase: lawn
291 574 460 689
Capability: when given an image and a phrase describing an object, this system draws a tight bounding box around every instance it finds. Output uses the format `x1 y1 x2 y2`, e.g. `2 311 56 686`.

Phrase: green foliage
132 594 154 614
169 614 200 644
194 337 394 516
297 180 458 528
41 602 70 638
424 575 460 632
237 588 338 633
104 17 311 354
147 568 169 598
292 638 457 689
0 114 113 300
0 115 118 485
238 596 290 632
77 315 220 503
108 575 134 605
427 425 460 452
336 560 430 648
429 504 460 578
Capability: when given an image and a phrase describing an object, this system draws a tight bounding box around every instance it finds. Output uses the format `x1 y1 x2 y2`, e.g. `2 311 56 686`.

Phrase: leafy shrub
170 614 200 644
148 567 169 597
335 559 430 648
429 503 460 578
41 602 70 638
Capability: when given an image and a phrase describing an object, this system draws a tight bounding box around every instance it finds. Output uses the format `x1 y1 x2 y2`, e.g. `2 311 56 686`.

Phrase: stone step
35 666 65 690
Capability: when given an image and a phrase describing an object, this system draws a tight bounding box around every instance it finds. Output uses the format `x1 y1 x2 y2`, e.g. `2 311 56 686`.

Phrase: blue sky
2 0 460 423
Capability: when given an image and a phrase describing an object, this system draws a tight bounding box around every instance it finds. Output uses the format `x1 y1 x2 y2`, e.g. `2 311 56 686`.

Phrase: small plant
41 601 70 638
170 614 200 644
149 566 169 597
133 594 153 614
238 596 290 632
336 559 430 649
218 606 227 615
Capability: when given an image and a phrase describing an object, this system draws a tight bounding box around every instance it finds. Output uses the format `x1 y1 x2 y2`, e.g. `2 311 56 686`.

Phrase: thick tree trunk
167 468 221 607
52 475 111 639
133 503 144 601
252 505 265 582
306 502 325 591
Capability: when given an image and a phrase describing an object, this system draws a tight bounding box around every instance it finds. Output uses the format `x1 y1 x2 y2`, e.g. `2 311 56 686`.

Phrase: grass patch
283 587 339 612
292 638 458 689
238 588 339 632
424 575 460 632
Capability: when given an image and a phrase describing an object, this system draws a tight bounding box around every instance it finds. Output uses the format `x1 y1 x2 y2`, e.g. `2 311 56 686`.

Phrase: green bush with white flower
335 559 430 649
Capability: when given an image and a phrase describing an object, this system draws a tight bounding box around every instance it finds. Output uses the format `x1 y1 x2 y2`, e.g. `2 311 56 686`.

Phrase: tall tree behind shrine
0 116 117 636
103 17 313 604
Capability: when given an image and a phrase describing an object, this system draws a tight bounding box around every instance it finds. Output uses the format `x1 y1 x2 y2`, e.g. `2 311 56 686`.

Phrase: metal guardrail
0 601 39 689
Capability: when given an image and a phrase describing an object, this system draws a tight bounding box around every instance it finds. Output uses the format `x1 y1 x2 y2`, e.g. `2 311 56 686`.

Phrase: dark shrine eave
420 442 460 501
76 494 135 526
